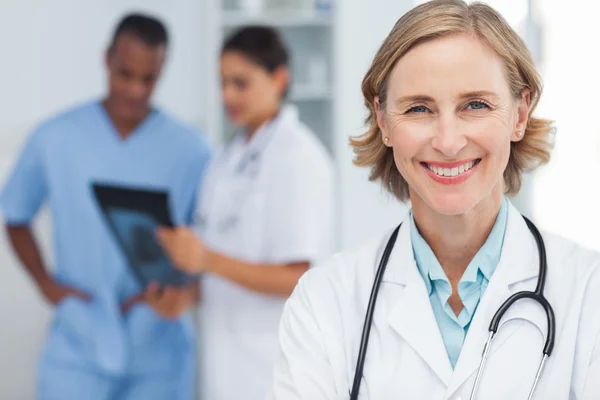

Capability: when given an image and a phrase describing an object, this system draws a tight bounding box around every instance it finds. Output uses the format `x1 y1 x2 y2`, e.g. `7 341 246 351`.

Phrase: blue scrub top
0 100 212 376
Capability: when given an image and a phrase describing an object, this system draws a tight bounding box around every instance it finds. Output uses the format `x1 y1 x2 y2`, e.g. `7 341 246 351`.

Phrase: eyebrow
456 90 500 101
394 95 434 106
394 90 500 106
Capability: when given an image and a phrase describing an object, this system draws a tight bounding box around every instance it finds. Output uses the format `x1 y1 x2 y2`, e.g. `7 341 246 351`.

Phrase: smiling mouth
421 159 481 177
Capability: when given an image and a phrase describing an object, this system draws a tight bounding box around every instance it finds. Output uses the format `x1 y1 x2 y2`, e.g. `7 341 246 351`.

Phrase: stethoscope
350 215 556 400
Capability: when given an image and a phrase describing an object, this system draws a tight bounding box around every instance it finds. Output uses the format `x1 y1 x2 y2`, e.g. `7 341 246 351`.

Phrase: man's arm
5 225 89 304
5 225 49 288
1 127 88 304
7 225 51 298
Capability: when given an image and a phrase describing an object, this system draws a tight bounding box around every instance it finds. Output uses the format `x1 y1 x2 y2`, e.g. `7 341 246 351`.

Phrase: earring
384 137 390 145
516 130 524 139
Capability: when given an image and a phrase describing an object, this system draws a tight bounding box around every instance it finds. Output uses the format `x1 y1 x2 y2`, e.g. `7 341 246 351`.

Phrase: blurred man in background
0 13 211 399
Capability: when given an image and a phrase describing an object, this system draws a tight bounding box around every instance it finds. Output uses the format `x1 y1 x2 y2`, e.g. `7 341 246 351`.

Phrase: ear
375 97 391 147
512 88 531 142
273 66 289 97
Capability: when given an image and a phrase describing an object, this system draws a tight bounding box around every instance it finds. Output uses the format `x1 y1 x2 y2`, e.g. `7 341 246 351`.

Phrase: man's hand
40 278 91 306
120 292 145 314
144 282 196 320
156 226 208 274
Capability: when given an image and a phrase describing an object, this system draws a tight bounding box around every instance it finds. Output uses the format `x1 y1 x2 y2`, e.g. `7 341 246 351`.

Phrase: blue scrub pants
37 360 195 400
36 298 196 400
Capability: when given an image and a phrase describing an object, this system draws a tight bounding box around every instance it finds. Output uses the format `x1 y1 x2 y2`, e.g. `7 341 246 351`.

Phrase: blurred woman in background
157 26 335 399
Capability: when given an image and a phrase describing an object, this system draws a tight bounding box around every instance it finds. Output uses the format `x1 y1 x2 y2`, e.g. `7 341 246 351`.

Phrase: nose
430 115 467 157
128 80 148 101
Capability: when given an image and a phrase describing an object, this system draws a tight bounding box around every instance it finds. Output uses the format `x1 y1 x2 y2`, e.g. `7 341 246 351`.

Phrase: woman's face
377 34 530 216
220 50 286 128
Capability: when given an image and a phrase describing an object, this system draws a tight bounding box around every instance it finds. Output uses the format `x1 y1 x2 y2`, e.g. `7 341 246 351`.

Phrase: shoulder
270 112 333 169
18 101 98 151
295 231 393 303
269 129 334 189
289 125 331 164
28 100 98 143
541 231 600 308
543 230 600 279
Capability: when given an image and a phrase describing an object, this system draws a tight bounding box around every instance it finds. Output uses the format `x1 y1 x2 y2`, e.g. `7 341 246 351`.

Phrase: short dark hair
222 26 289 73
110 13 169 48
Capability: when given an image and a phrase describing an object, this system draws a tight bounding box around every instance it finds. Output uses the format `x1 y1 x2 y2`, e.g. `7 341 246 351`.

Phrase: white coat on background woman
157 26 335 400
268 1 600 399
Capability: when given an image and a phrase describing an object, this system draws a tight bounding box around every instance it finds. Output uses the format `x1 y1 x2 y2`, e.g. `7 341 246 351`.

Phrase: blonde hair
351 0 555 201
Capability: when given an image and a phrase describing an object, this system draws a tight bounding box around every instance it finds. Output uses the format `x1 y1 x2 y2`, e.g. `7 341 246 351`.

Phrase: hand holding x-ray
156 226 209 274
143 281 197 320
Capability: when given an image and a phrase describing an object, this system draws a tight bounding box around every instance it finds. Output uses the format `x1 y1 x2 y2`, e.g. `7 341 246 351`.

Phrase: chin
227 114 247 126
415 188 482 217
119 105 147 122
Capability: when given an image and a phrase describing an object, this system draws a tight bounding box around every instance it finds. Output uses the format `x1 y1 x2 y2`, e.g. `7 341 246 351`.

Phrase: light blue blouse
410 197 508 368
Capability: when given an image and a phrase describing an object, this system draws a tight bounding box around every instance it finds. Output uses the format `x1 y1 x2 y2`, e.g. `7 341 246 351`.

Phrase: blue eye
467 101 489 110
407 105 429 113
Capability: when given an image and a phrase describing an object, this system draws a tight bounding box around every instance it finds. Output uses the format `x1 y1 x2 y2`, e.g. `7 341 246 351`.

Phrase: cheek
388 123 431 182
237 84 259 104
241 87 274 115
112 76 132 94
108 74 121 89
469 122 512 159
389 122 432 160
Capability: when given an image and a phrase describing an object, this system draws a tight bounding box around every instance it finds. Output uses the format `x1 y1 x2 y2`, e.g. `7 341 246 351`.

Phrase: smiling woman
353 6 553 208
268 1 600 399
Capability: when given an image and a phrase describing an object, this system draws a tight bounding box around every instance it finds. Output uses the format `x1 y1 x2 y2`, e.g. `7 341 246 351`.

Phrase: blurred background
0 0 598 397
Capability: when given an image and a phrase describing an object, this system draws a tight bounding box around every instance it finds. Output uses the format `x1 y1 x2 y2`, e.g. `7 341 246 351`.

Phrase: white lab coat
196 105 335 400
269 201 600 399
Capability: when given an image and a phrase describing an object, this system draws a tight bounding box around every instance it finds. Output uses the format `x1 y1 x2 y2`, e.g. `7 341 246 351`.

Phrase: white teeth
427 160 477 177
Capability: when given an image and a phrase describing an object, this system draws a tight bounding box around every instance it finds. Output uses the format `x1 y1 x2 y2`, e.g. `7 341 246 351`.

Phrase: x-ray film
92 183 195 288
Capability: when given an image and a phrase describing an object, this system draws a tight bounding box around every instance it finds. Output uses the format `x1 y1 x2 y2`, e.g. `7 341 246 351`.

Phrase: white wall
0 1 206 397
530 0 600 251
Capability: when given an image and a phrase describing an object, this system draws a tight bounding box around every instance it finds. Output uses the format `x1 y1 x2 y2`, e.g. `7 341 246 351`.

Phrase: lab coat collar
238 103 299 151
384 217 454 385
225 104 299 177
382 200 538 286
382 200 543 394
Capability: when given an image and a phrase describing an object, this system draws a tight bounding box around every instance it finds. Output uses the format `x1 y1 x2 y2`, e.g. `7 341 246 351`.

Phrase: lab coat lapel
384 219 454 386
447 202 543 397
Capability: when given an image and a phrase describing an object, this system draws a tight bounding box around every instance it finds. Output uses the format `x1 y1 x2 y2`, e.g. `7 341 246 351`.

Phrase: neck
102 98 149 139
244 105 281 142
411 186 504 283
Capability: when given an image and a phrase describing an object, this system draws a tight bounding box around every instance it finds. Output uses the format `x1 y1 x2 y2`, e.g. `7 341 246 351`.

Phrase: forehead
388 33 510 98
111 34 165 70
220 51 264 75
